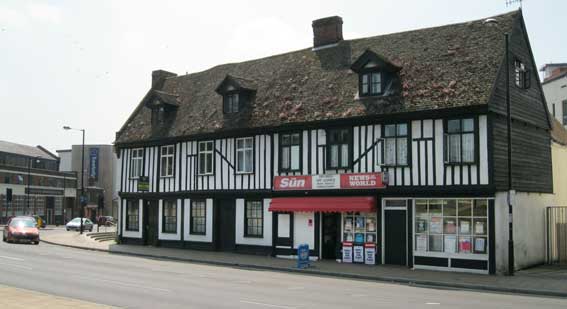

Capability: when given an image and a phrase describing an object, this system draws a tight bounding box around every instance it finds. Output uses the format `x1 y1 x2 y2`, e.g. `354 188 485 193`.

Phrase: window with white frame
190 200 206 235
445 119 475 164
414 199 488 255
126 200 139 231
360 71 382 96
245 200 263 237
280 133 301 172
236 137 254 173
198 141 214 175
162 200 177 233
160 145 174 177
382 123 408 166
130 148 143 178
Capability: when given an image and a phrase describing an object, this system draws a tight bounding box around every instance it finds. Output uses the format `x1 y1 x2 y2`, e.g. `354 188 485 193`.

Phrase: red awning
269 196 376 213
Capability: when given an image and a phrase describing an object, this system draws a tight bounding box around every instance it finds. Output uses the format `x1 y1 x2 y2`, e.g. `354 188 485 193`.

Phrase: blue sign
297 244 310 269
89 148 99 181
80 195 88 206
355 233 364 243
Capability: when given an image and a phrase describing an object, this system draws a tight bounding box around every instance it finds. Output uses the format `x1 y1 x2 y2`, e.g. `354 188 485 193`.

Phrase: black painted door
322 213 340 259
217 199 235 251
144 200 159 246
385 210 407 265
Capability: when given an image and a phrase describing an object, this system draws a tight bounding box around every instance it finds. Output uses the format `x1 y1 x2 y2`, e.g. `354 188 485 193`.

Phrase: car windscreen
10 219 36 228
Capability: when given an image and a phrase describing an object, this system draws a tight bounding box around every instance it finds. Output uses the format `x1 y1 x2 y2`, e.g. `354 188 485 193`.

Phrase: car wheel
66 228 70 231
34 241 39 245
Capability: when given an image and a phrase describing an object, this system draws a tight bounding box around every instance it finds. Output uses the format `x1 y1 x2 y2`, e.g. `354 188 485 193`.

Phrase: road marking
350 294 367 297
0 255 24 261
0 262 33 271
426 302 441 305
75 275 171 293
240 300 297 309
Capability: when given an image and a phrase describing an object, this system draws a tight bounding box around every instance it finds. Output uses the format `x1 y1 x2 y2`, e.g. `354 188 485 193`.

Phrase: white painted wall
494 191 555 273
542 75 567 127
158 199 182 241
183 198 213 242
293 212 315 249
122 199 143 238
235 198 272 246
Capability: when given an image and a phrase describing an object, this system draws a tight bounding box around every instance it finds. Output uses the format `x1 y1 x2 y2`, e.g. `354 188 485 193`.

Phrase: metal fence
547 206 567 264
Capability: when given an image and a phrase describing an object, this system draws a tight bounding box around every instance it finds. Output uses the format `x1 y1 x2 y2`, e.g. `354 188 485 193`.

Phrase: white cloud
26 2 62 24
0 7 27 27
226 17 309 62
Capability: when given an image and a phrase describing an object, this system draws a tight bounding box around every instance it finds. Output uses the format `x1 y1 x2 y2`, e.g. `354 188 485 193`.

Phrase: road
0 238 566 308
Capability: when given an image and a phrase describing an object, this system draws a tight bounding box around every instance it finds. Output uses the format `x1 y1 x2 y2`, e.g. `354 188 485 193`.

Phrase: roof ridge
164 10 519 80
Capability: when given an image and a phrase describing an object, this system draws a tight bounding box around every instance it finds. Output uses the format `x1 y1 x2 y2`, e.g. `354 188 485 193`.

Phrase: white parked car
66 218 94 232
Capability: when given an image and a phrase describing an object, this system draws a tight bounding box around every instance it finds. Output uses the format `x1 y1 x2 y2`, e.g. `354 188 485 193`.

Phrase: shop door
46 209 53 225
216 199 235 251
144 200 159 246
322 213 341 259
276 213 293 247
384 209 407 265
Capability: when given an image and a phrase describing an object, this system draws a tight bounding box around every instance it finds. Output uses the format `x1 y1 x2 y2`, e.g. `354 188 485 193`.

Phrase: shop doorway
276 213 293 247
216 199 235 251
384 209 407 265
322 213 341 259
143 200 159 246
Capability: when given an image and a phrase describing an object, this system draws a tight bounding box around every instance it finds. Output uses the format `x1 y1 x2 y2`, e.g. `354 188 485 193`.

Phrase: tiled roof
0 140 58 160
116 11 519 144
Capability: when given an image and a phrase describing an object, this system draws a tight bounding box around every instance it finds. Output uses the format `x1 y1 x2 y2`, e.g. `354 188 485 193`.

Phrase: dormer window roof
215 75 256 115
351 50 402 98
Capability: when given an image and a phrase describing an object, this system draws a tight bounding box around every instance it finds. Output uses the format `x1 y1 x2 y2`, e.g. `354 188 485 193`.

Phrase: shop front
270 173 385 264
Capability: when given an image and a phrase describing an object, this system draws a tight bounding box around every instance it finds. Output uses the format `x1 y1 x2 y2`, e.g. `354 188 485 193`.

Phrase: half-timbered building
114 10 557 274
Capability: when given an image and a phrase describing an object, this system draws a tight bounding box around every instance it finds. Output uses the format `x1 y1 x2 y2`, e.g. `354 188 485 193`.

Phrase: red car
2 216 40 244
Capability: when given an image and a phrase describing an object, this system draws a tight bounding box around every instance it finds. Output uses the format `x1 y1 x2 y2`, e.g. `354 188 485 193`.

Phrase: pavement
36 226 567 299
1 240 567 309
0 285 113 308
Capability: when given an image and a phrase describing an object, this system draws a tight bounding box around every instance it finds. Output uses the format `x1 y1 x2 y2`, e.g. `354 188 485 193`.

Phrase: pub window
126 200 139 231
236 137 254 173
359 72 382 96
514 60 530 89
190 200 206 235
160 145 174 177
162 200 177 234
224 93 239 113
382 123 408 166
245 200 263 237
327 128 351 169
280 133 301 172
445 118 475 164
130 148 143 178
563 100 567 125
198 141 214 175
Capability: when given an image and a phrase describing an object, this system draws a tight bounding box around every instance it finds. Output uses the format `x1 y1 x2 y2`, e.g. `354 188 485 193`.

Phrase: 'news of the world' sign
274 173 386 191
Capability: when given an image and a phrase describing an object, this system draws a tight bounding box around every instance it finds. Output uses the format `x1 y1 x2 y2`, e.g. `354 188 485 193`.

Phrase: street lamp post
26 156 41 216
63 126 86 234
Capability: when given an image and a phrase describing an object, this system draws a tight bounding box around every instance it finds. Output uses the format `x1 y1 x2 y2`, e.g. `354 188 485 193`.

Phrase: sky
1 0 566 154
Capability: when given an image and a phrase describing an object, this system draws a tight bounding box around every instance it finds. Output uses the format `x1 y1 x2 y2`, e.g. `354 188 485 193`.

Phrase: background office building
0 140 77 224
57 144 118 221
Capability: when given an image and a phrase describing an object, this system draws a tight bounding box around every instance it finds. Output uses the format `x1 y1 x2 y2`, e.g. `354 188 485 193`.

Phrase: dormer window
360 71 382 96
351 49 402 98
224 93 239 113
216 75 256 115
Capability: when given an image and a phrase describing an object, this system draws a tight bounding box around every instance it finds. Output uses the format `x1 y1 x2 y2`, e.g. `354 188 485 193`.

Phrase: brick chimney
312 16 343 49
152 69 177 88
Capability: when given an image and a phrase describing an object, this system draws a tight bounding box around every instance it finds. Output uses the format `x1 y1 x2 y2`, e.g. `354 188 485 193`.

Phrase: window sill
379 164 410 168
125 229 139 232
162 231 178 234
235 171 254 175
244 234 264 239
160 175 174 179
189 232 206 236
444 162 477 166
197 173 214 176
